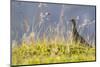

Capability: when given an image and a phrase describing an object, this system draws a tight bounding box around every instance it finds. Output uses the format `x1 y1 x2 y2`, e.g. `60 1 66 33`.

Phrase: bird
70 18 92 47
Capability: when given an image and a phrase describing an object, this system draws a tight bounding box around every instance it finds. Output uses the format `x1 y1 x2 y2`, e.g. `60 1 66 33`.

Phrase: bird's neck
72 23 77 35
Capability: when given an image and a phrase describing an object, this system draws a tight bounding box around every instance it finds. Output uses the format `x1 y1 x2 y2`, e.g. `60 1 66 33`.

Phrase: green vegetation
12 37 95 65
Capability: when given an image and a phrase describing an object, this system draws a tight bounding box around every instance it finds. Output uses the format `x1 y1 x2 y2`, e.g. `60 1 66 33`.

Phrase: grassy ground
12 38 95 65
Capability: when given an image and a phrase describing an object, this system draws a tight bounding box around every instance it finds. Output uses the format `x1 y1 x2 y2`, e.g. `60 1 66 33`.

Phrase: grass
12 37 95 65
11 2 96 66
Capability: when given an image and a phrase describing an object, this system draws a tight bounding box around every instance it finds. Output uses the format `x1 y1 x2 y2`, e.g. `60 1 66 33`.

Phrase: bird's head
70 18 76 26
70 16 79 26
